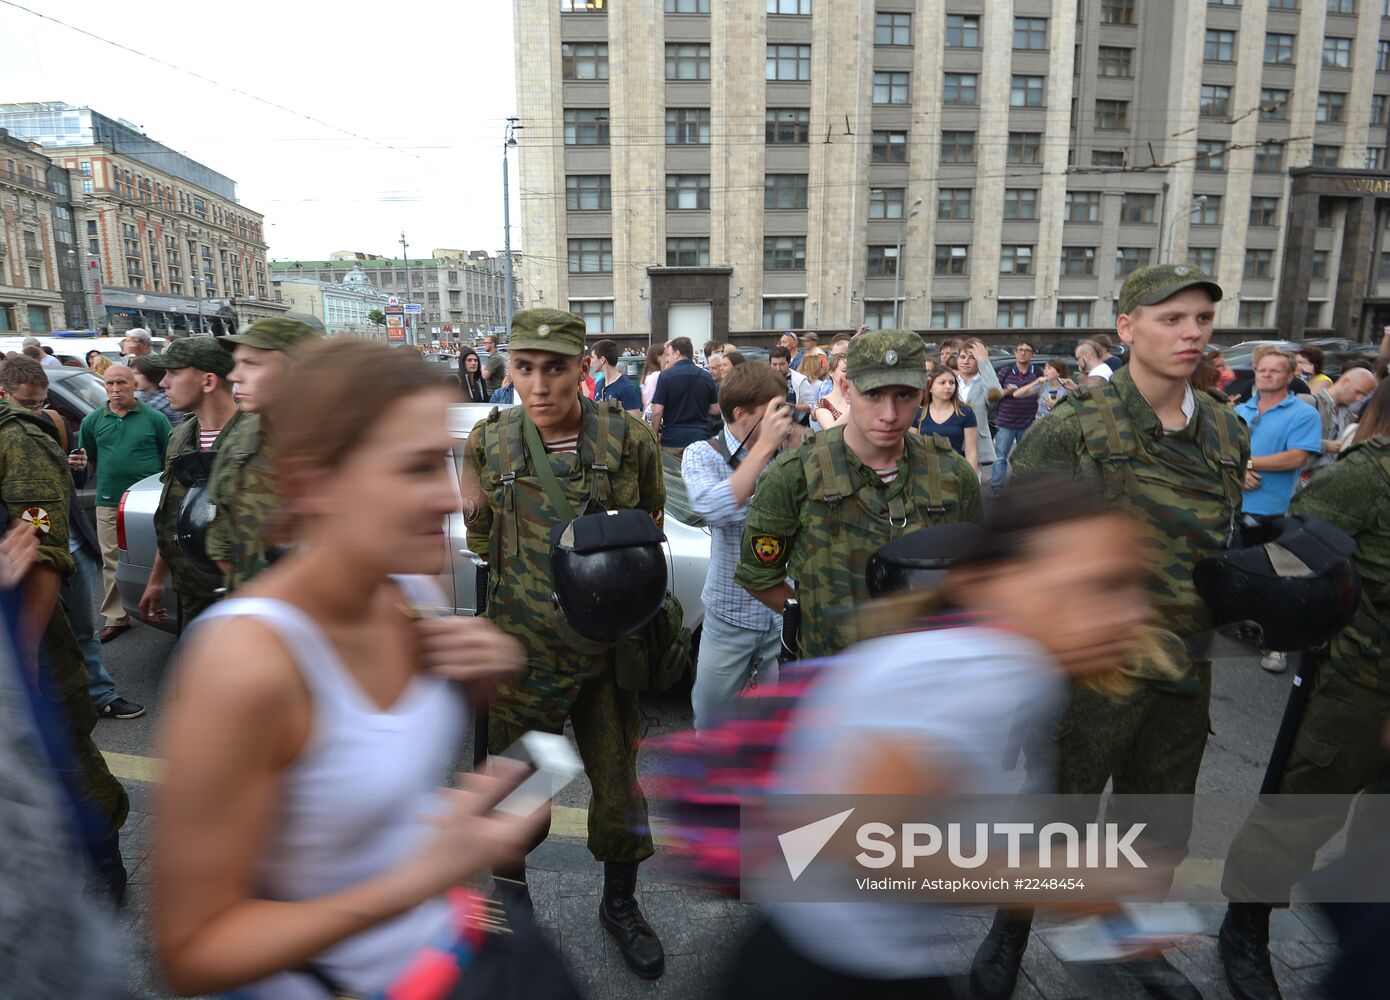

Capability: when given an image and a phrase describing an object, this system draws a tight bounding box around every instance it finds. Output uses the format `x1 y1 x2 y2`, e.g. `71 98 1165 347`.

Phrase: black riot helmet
867 523 987 598
171 450 221 576
549 509 668 645
1193 514 1360 652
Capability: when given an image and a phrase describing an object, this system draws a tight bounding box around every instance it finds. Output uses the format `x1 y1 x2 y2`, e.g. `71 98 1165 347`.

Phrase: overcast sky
0 0 519 261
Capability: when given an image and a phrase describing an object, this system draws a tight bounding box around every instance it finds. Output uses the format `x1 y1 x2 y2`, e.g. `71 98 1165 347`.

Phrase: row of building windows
565 236 1293 281
563 293 1341 335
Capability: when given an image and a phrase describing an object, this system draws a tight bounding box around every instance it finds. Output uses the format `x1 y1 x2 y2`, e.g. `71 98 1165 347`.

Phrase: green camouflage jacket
155 409 245 618
733 426 983 658
462 397 666 727
1291 435 1390 692
205 413 276 592
1013 367 1249 679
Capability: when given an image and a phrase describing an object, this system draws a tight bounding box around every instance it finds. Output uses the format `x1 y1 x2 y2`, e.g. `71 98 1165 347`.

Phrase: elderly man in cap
970 264 1248 1000
460 307 670 979
21 336 61 369
138 337 247 627
205 318 323 592
121 328 153 358
735 329 982 660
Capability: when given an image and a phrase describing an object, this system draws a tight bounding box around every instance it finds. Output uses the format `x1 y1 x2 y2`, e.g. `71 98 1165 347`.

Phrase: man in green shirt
74 364 171 641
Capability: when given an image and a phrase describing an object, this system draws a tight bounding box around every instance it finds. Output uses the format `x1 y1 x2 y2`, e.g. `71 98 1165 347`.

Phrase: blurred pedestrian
1295 346 1333 392
84 349 104 370
122 329 152 357
640 344 665 415
684 364 793 729
130 355 184 426
22 336 61 369
707 352 728 384
724 476 1151 1000
1207 348 1236 389
723 348 746 369
1074 339 1113 383
811 354 851 432
651 337 720 457
482 351 507 398
735 330 983 659
206 318 323 594
457 347 488 403
769 345 816 426
797 351 827 387
138 337 246 629
792 332 818 370
154 340 542 999
917 365 979 471
992 340 1042 492
74 364 171 642
90 354 112 376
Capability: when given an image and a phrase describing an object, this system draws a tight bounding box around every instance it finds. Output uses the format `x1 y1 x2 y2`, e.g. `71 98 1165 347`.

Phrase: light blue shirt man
1235 390 1322 516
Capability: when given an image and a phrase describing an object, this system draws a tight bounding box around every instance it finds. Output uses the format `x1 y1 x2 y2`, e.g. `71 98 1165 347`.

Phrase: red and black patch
750 534 785 566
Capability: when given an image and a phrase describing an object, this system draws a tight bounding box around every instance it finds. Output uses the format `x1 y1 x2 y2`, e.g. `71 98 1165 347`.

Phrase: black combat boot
1124 953 1203 1000
598 861 665 979
1219 902 1283 1000
969 909 1033 999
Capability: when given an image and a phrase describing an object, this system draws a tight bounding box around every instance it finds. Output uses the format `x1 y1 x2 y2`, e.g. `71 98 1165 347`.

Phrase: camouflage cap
1119 263 1223 316
143 336 234 377
508 308 587 356
846 329 928 391
219 316 325 355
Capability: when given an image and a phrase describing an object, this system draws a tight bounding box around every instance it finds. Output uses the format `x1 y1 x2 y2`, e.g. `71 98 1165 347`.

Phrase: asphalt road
92 618 1334 999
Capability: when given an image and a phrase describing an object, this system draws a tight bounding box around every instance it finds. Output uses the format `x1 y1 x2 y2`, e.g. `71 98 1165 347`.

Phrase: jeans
991 425 1029 490
64 545 118 709
692 611 781 731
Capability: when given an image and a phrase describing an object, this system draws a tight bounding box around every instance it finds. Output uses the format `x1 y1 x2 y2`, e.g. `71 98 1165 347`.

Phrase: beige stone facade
0 129 74 333
516 0 1390 338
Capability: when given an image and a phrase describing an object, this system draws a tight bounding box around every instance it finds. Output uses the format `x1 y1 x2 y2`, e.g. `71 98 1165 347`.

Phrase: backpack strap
1072 385 1142 501
492 407 525 559
584 398 628 511
904 433 951 518
803 429 856 536
1195 394 1246 543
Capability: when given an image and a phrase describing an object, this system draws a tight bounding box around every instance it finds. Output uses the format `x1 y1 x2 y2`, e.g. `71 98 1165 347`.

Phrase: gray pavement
96 619 1343 999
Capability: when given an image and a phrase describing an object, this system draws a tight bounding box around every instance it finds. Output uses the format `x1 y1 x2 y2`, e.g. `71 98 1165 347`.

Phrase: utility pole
892 195 924 328
400 231 412 345
503 117 522 334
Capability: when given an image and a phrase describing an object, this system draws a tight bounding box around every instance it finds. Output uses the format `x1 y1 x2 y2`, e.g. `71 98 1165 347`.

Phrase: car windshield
660 453 705 529
52 370 110 410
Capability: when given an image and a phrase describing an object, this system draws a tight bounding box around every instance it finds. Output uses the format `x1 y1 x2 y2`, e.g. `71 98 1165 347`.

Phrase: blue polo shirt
597 371 642 412
1235 391 1322 516
652 358 719 448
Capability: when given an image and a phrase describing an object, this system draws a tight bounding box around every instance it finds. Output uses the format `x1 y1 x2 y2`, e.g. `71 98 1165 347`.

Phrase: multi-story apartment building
0 103 286 335
272 266 393 338
271 249 519 342
516 0 1390 342
0 128 84 334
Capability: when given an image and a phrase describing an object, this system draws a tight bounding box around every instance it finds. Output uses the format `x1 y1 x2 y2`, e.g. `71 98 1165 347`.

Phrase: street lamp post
400 231 412 345
502 118 522 334
892 196 924 328
1160 195 1208 264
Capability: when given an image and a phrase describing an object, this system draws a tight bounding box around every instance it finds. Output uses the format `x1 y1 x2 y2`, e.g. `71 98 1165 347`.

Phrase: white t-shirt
767 626 1065 979
1088 362 1114 381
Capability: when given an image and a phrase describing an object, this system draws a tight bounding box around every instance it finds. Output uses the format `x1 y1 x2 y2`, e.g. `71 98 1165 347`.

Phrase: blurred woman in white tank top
153 341 546 999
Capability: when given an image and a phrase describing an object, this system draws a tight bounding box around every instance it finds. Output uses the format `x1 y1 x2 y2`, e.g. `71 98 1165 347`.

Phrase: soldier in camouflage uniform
1218 392 1390 1000
461 308 669 979
971 264 1249 1000
733 329 983 658
0 398 130 901
206 318 322 592
139 337 245 627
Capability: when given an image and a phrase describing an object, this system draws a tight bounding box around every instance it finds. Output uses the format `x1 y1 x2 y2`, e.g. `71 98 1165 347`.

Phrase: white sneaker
1261 651 1288 673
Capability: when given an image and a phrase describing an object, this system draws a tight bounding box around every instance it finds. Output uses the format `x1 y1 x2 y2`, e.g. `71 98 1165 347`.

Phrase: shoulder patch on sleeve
749 534 786 565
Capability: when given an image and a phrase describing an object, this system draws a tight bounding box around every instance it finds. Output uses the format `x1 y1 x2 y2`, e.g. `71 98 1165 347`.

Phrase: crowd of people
0 259 1388 1000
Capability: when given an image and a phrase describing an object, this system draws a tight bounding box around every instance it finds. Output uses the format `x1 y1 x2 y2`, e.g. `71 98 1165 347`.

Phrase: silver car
116 403 711 645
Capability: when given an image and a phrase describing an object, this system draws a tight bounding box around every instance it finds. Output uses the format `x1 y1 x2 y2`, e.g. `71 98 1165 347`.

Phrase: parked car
116 403 712 653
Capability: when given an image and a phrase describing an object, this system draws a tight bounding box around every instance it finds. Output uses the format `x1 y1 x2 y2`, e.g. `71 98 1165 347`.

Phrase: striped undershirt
199 427 221 451
874 466 898 484
543 433 580 454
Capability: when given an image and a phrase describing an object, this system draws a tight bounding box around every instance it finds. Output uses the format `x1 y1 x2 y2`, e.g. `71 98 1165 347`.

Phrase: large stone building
0 103 286 335
271 249 519 342
516 0 1390 342
273 266 392 338
0 128 84 334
